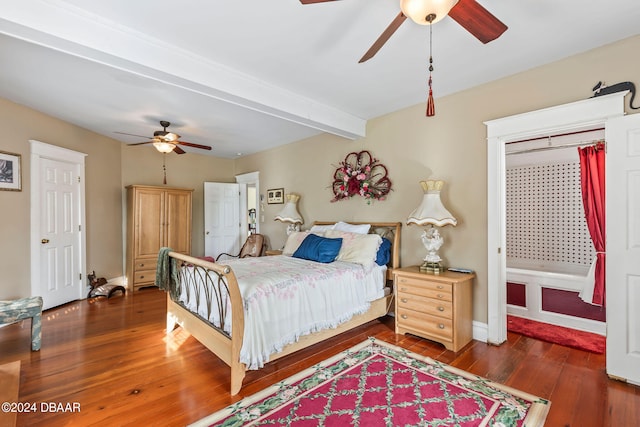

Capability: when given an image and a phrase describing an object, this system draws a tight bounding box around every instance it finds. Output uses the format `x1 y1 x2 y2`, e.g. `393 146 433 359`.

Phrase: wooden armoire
125 185 193 292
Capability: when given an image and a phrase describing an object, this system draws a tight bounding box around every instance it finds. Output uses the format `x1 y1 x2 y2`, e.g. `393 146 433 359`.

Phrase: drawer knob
139 263 145 267
437 294 444 299
437 285 444 289
400 287 407 292
438 306 445 312
401 314 408 319
401 298 408 303
438 324 445 329
140 275 144 279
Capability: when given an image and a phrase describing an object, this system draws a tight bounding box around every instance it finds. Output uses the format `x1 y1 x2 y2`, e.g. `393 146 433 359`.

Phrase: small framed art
267 188 284 204
0 150 21 191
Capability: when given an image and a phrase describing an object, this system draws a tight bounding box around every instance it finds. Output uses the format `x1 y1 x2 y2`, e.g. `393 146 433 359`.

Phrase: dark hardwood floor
0 288 638 426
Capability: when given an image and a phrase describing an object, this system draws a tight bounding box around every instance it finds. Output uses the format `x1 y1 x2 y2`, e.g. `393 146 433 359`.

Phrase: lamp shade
274 193 303 224
407 180 457 227
399 0 458 25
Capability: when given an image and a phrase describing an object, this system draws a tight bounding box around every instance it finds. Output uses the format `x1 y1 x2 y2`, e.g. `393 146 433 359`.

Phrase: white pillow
333 221 371 234
309 224 335 233
282 231 312 256
324 229 382 268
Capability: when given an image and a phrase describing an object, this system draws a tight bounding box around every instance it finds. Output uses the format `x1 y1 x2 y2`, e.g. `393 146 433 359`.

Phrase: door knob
41 239 49 244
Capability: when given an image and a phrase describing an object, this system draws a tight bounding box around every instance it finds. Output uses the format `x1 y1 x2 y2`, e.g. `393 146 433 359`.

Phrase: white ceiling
1 0 639 158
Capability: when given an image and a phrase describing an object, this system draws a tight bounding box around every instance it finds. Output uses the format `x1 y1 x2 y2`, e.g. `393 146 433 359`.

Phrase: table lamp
274 193 304 236
407 180 457 274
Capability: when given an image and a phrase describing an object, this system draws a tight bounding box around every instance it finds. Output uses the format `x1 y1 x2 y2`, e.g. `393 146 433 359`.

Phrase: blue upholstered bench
0 296 43 351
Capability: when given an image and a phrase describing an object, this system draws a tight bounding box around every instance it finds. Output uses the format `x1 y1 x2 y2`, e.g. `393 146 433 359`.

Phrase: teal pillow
292 234 343 263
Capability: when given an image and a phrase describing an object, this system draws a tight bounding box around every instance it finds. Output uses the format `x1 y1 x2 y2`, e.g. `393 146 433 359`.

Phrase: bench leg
30 312 42 351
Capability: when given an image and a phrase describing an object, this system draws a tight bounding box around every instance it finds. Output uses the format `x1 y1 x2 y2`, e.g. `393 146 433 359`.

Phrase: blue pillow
292 234 343 263
375 237 392 266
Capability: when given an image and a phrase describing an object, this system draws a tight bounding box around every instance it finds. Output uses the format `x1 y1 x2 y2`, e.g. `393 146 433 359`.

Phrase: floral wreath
331 150 392 203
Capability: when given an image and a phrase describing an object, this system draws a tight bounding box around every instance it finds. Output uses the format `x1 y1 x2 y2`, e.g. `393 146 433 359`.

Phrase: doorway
487 94 640 385
235 171 260 237
203 172 260 258
503 130 606 335
203 182 240 258
29 140 86 310
484 92 625 345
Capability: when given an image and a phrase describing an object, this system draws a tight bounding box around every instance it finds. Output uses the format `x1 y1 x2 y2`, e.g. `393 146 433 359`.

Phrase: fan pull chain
163 153 167 185
426 17 435 117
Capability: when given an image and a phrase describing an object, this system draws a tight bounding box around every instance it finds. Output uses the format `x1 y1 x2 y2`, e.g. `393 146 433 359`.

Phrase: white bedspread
177 255 386 369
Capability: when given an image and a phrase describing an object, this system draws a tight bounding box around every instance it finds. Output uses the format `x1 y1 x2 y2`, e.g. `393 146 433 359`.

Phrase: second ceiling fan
300 0 508 62
116 121 212 154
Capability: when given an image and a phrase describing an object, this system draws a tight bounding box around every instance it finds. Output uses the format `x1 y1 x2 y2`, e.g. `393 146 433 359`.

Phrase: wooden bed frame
165 221 401 395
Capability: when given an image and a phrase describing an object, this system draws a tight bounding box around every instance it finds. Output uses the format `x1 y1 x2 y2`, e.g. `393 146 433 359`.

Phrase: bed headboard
312 221 401 279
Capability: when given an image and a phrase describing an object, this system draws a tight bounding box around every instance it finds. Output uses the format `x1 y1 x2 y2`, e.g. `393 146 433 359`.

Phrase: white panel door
204 182 240 259
606 113 640 385
38 158 82 309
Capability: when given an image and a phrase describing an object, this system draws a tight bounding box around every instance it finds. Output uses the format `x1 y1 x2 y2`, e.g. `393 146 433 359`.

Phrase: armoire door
134 188 164 258
165 189 192 254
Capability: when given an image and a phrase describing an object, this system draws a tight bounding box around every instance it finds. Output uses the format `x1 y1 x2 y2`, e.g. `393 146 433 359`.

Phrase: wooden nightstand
265 249 283 256
393 266 475 352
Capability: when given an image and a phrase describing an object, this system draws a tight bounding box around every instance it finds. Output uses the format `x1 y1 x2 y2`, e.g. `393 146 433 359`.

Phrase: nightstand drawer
397 308 453 340
397 284 452 302
397 293 452 318
396 276 452 297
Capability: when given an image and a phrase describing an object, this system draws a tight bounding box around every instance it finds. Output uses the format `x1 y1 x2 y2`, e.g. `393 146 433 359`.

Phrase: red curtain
578 142 606 306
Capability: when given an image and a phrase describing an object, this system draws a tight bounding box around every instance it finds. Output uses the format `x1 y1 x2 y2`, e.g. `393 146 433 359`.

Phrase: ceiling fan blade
127 141 155 146
448 0 507 44
359 12 407 63
299 0 341 4
114 131 153 139
176 141 212 151
173 146 186 154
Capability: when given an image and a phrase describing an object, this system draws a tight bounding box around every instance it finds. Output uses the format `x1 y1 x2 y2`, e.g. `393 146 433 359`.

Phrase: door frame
235 171 260 237
29 140 87 304
484 92 626 345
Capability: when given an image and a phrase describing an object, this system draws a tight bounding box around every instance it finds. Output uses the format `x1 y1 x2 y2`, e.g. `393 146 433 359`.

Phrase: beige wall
0 98 123 299
236 34 640 323
121 146 235 256
2 34 638 324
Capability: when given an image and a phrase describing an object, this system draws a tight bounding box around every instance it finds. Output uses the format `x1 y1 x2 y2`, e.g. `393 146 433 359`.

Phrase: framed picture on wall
267 188 284 204
0 150 21 191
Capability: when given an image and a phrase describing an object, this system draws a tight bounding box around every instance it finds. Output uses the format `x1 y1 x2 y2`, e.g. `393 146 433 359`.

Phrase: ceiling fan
300 0 508 63
116 120 212 154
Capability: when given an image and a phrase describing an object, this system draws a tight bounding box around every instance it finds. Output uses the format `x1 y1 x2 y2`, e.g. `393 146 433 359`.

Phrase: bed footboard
165 252 247 395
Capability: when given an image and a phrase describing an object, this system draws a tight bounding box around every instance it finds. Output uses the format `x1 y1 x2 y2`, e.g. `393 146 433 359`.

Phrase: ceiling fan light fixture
154 131 180 141
164 132 180 142
400 0 458 25
153 141 175 153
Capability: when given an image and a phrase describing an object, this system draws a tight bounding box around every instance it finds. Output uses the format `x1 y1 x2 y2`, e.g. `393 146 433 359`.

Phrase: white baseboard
473 321 488 343
107 276 127 288
83 275 128 298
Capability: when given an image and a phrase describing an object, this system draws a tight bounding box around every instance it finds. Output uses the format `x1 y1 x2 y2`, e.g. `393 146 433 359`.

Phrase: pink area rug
193 338 550 427
507 315 606 354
